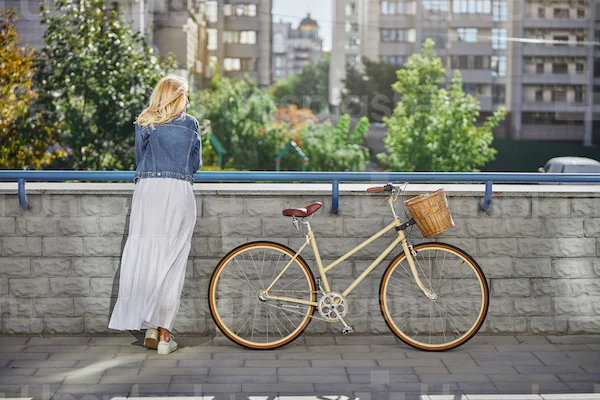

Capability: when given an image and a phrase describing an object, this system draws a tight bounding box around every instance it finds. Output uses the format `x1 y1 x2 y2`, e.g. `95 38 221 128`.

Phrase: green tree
342 56 399 123
272 56 329 114
295 114 370 172
192 67 287 170
38 0 177 170
194 66 370 172
378 39 505 172
0 9 60 169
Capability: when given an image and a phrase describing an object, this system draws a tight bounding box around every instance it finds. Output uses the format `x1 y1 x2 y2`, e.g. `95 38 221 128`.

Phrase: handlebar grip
367 186 387 193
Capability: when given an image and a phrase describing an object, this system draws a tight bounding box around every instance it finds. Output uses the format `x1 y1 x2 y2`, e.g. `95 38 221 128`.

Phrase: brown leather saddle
282 202 323 217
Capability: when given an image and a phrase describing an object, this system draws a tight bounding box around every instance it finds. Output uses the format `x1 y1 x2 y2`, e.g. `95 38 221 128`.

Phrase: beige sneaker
143 328 159 350
157 333 177 355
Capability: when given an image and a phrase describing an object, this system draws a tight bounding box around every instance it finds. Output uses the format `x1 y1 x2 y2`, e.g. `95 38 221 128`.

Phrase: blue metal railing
1 170 600 212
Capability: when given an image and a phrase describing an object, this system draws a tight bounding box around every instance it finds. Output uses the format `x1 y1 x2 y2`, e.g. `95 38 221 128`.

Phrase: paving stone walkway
0 334 599 400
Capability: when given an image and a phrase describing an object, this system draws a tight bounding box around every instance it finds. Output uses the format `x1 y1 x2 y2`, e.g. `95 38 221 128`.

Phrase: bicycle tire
379 242 489 351
208 240 316 350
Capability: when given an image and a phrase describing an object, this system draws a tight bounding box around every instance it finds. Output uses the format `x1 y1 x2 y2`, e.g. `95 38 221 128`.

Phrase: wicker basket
403 189 455 238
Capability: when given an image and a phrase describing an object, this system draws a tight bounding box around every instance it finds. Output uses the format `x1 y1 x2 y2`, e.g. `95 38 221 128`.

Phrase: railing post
18 178 29 210
331 180 339 214
480 181 493 211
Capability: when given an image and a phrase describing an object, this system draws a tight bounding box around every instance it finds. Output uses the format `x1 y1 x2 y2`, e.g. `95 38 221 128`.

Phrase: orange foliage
276 105 318 128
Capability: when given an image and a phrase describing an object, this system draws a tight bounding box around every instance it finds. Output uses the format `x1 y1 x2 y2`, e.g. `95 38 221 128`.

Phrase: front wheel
380 242 489 351
208 241 316 350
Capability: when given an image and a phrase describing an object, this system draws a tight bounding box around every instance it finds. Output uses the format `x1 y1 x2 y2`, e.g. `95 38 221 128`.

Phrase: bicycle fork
397 229 436 300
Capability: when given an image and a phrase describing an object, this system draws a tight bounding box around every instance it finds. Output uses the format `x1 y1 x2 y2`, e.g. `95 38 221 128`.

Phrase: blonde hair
136 75 189 129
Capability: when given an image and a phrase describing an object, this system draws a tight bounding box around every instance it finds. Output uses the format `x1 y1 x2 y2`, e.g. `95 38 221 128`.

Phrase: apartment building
153 0 209 86
273 14 324 80
6 0 208 86
330 0 597 145
205 0 272 87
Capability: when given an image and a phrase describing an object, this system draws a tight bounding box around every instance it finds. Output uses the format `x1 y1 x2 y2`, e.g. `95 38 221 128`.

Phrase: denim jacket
133 112 202 184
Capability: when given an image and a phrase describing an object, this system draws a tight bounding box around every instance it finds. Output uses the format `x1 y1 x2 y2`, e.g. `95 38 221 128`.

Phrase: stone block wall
0 183 599 335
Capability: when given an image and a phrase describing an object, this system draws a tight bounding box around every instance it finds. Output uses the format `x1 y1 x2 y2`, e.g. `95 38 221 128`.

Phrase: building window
346 2 356 17
535 89 544 102
594 86 600 104
474 55 484 69
457 28 478 42
381 1 416 14
537 7 545 18
492 28 507 49
595 58 600 77
346 53 360 67
491 55 507 76
383 55 404 64
575 87 585 102
576 63 585 74
553 7 569 18
207 28 218 50
224 57 257 71
423 0 449 11
452 0 491 14
224 58 241 71
206 0 218 22
552 63 568 74
345 21 359 33
381 28 416 42
463 83 477 95
273 32 286 53
224 4 257 17
523 112 584 125
552 88 567 102
536 63 544 74
275 56 284 68
452 55 469 69
346 36 361 49
492 0 507 21
553 35 569 45
223 30 257 44
492 84 505 104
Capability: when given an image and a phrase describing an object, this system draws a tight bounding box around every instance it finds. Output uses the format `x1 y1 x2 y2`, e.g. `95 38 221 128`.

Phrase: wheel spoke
382 244 488 350
210 243 314 349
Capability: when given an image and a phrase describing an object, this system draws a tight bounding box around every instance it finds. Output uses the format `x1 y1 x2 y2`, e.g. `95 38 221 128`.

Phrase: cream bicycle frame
263 213 434 307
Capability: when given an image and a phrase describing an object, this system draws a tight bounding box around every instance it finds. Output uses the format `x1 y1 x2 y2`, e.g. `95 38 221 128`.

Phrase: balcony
521 100 588 112
522 73 590 85
379 14 416 29
224 43 258 58
448 42 493 55
523 18 589 29
522 44 588 57
450 69 494 83
448 13 495 28
379 42 415 55
223 16 261 31
521 124 585 140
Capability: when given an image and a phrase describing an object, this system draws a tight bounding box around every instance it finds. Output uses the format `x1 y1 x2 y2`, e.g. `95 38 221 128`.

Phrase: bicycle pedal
341 325 354 335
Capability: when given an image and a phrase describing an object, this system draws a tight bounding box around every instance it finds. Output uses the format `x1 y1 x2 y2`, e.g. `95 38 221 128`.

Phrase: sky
272 0 332 51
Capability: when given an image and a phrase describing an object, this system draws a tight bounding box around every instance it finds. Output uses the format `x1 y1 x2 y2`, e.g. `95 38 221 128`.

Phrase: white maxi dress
108 177 196 332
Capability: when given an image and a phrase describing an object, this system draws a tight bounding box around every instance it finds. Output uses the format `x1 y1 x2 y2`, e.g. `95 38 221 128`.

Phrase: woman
108 75 202 355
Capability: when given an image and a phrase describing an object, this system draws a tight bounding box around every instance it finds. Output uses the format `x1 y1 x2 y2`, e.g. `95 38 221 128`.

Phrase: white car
539 156 600 173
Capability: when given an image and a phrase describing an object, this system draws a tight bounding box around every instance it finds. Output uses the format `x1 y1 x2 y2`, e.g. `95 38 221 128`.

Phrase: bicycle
208 183 490 351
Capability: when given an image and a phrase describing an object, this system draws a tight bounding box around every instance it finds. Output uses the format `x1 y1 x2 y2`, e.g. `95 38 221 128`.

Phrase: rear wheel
208 241 316 350
380 242 489 351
